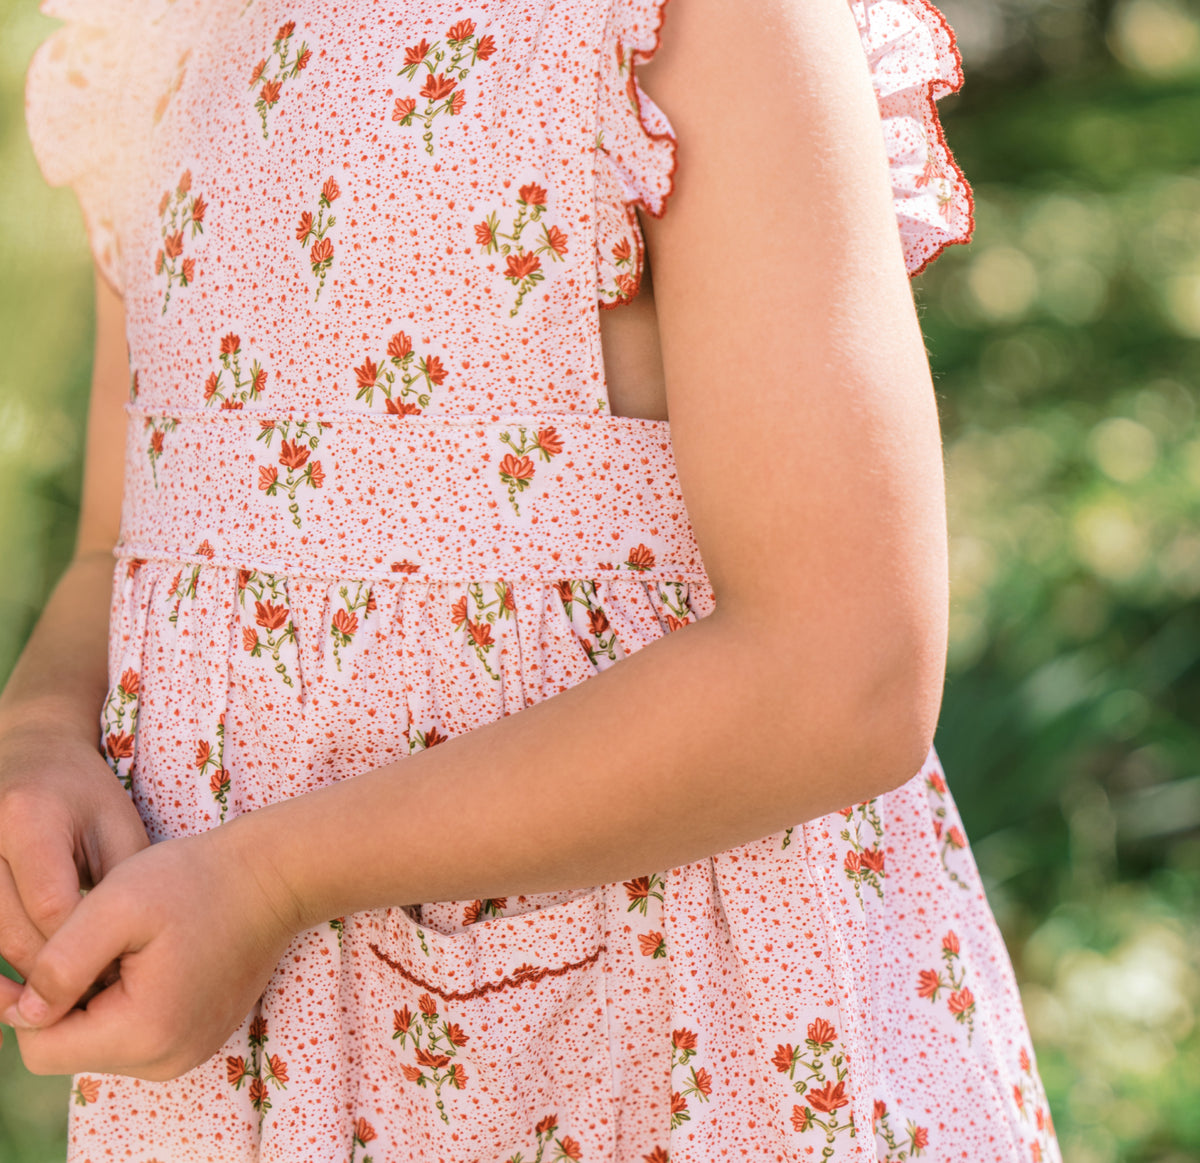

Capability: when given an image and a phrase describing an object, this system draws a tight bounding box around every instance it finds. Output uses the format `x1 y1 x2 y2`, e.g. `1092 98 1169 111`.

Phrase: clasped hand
0 726 296 1081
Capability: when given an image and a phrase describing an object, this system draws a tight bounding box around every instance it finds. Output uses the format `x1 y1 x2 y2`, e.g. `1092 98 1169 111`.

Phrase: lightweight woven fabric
24 1 1060 1160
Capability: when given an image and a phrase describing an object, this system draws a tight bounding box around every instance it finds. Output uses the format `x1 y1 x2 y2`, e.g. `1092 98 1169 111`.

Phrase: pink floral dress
25 1 1061 1160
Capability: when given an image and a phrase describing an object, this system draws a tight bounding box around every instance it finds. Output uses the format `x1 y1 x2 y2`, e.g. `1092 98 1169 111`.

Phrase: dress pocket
359 887 607 1083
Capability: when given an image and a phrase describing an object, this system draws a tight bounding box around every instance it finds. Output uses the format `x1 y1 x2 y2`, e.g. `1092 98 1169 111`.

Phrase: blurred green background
2 0 1200 1159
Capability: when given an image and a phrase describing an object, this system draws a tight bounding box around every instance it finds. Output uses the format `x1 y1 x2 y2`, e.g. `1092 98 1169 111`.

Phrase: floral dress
24 0 1060 1161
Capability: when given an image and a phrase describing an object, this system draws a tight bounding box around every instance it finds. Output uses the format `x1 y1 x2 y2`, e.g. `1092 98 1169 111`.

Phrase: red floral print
394 20 495 155
776 1016 855 1147
840 797 886 904
497 425 562 515
196 713 230 823
451 582 514 682
669 1025 714 1128
72 1076 100 1106
143 415 178 487
874 1099 930 1160
296 179 338 299
353 331 448 414
250 19 310 138
407 723 448 753
204 334 268 409
100 665 140 789
392 992 469 1124
226 1014 288 1128
916 929 977 1042
238 570 298 688
155 170 203 313
475 184 570 316
926 768 972 890
330 582 371 670
256 418 328 528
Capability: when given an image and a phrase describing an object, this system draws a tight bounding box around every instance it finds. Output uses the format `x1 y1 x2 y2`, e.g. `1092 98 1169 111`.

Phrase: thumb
7 817 83 939
2 883 131 1031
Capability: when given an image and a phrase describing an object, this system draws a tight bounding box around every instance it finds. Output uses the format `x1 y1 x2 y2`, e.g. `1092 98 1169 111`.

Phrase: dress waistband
118 405 709 582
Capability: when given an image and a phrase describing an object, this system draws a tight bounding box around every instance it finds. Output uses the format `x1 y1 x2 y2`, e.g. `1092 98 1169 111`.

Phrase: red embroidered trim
903 0 976 278
367 941 605 1002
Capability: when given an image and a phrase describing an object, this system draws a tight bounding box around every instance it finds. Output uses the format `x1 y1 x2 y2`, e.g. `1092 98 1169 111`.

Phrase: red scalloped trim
902 0 975 277
598 0 678 310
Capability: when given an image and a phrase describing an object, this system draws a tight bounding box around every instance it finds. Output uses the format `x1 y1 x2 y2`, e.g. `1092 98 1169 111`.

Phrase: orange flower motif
420 72 457 101
220 333 240 356
544 225 568 256
119 668 140 696
249 58 267 84
267 1054 288 1083
587 607 610 636
404 39 430 66
386 399 422 416
499 453 535 481
451 596 468 624
260 79 282 106
638 931 664 956
616 272 639 299
322 177 340 203
258 465 279 491
248 1078 268 1107
844 850 862 873
536 426 563 455
415 1047 451 1070
928 771 947 793
332 609 358 637
393 1005 414 1033
504 250 542 279
807 1080 849 1114
666 614 687 632
948 987 975 1015
190 195 207 224
519 183 547 207
670 1092 688 1117
225 1056 246 1086
624 875 651 903
943 930 960 954
418 993 438 1016
672 1028 697 1050
946 826 966 848
195 741 212 768
425 354 447 384
74 1076 100 1104
254 600 290 632
772 1043 796 1073
400 1063 423 1082
278 439 310 470
1020 1046 1031 1072
475 34 496 60
155 249 165 274
177 169 192 195
310 237 333 266
444 1022 469 1047
807 1018 836 1045
613 237 632 262
559 1137 582 1161
353 1118 377 1145
643 1150 669 1163
276 20 296 41
209 768 229 796
424 725 448 747
536 1114 558 1135
555 580 574 605
873 1098 888 1124
393 95 417 121
861 848 885 873
449 90 466 115
164 231 184 259
626 543 656 570
467 620 493 647
474 220 496 247
181 258 195 283
105 732 134 760
248 1016 268 1042
242 626 259 652
295 47 311 70
387 331 413 360
447 19 476 40
917 969 941 998
791 1105 811 1131
251 366 268 395
691 1068 712 1098
296 210 314 240
355 357 379 392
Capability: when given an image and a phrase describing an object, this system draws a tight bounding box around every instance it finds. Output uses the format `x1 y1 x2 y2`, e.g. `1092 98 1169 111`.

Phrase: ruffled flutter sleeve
593 0 974 305
24 0 134 295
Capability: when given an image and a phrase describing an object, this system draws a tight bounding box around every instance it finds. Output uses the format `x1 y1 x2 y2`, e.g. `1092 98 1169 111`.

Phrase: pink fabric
25 1 1055 1161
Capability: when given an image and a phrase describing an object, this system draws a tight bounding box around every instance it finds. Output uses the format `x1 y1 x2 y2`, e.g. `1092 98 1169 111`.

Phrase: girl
1 0 1061 1159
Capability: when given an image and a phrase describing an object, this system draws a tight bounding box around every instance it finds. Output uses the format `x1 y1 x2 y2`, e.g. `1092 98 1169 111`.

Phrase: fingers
3 884 132 1034
0 858 45 977
3 804 82 939
92 797 152 882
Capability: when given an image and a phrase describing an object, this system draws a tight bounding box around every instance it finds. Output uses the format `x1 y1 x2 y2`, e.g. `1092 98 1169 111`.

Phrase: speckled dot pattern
24 1 1056 1161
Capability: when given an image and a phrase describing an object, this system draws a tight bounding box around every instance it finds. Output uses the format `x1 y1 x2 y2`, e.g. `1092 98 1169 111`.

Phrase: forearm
0 551 113 743
225 603 938 933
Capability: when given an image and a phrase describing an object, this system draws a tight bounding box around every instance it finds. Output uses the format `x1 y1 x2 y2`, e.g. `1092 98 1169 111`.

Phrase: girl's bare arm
0 273 148 983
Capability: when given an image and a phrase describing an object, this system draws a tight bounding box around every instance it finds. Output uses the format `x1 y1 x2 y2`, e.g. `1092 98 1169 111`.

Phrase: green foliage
2 0 1200 1161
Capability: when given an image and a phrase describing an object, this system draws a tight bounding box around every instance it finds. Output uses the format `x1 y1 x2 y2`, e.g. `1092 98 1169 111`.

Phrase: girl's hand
0 718 150 981
1 825 298 1081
